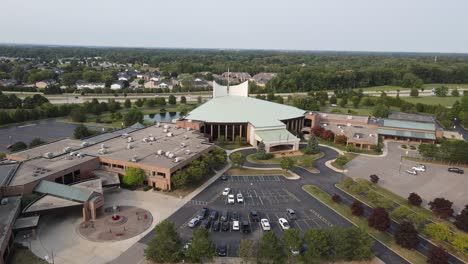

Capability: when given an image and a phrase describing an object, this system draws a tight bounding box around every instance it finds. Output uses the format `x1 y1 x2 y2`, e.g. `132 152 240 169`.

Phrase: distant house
194 78 209 87
144 80 158 89
111 81 125 90
158 82 169 89
129 79 142 89
251 73 276 86
221 72 251 82
35 79 57 89
0 79 18 87
76 80 105 90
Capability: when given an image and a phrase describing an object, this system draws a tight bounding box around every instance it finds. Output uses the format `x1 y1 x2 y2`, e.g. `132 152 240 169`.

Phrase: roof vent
180 142 186 148
1 198 8 205
98 148 107 154
81 141 89 147
131 155 138 162
163 128 168 133
63 147 72 153
185 149 191 155
166 132 173 137
77 153 85 158
187 127 191 131
347 115 352 120
174 157 181 162
43 152 54 159
157 149 164 155
127 137 133 143
142 137 149 143
127 143 133 149
163 124 169 129
155 122 160 127
70 151 78 156
184 135 188 139
121 133 129 138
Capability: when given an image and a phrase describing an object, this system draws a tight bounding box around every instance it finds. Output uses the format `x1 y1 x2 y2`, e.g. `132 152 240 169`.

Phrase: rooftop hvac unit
157 149 164 155
356 135 361 139
185 149 191 155
347 115 353 120
43 152 54 159
340 129 344 133
163 128 168 133
121 133 129 138
347 123 351 127
142 137 149 143
98 148 107 154
127 137 133 143
168 153 175 159
127 143 133 149
187 127 191 131
166 132 173 137
131 155 138 162
149 136 155 141
180 142 186 148
155 122 160 127
77 153 85 158
81 141 89 147
163 124 169 129
70 151 78 156
1 198 8 205
174 157 181 163
101 143 107 149
63 147 72 153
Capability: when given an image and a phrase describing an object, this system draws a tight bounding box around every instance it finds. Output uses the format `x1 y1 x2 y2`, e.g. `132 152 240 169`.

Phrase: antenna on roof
227 66 230 94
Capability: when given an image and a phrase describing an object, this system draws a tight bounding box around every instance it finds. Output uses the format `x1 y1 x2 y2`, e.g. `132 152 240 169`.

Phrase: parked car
202 219 211 229
286 209 297 220
242 221 251 233
198 207 209 219
212 221 220 232
261 218 271 231
222 221 230 231
412 164 426 172
222 188 231 196
217 242 227 257
250 211 260 222
232 220 240 231
405 169 418 175
209 210 218 220
188 217 200 228
220 211 229 222
231 211 239 221
237 193 244 203
448 167 464 174
278 218 290 230
220 174 228 181
227 194 235 204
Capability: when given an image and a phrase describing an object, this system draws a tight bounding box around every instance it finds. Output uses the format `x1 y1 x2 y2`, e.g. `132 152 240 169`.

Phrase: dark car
286 209 297 220
448 167 464 174
202 219 211 229
216 243 227 257
220 174 228 181
209 210 218 220
231 211 239 221
250 211 260 222
212 221 220 232
241 221 251 233
198 207 209 220
220 211 229 222
221 221 230 231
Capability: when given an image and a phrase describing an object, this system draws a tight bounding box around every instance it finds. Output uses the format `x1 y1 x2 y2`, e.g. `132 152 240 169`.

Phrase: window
74 169 80 176
157 172 166 178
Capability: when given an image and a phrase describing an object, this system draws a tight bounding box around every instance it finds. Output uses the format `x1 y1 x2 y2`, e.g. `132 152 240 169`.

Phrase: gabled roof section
34 180 95 203
255 128 299 144
382 119 435 131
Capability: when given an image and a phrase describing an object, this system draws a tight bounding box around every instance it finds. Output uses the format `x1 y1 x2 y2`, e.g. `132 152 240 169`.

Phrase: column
240 124 243 138
232 125 235 141
210 124 213 138
225 125 228 140
218 124 221 139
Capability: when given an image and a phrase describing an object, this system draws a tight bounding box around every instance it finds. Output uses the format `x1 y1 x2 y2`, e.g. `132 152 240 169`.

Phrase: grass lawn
303 185 427 264
9 244 47 264
216 142 250 150
246 152 324 170
331 153 358 170
354 85 411 92
322 106 374 116
401 96 461 107
226 167 295 178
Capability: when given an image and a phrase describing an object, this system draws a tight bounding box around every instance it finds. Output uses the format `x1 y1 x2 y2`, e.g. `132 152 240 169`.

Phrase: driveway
345 142 468 212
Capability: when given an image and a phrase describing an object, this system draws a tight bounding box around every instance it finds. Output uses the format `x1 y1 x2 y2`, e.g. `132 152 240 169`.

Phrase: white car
406 169 418 175
188 217 200 228
222 187 231 196
412 164 426 172
227 194 235 204
237 193 244 203
278 218 290 230
232 220 240 231
260 218 271 231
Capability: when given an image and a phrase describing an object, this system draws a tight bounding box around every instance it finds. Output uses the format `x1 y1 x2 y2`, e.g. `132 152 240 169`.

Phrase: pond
143 112 182 123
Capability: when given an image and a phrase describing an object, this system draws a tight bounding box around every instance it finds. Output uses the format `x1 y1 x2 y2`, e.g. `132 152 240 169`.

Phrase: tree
123 167 145 187
257 232 284 263
330 95 337 104
283 228 302 259
373 104 390 118
134 98 144 107
435 86 448 97
311 126 324 137
29 138 45 148
394 221 419 249
144 220 182 263
429 198 454 219
180 96 187 104
339 97 348 107
304 135 319 154
9 141 28 152
70 107 87 123
401 73 423 88
410 88 419 97
369 174 379 184
185 227 214 263
238 239 257 263
454 204 468 232
408 192 423 206
332 194 342 203
280 157 295 172
334 227 374 261
427 246 449 264
320 130 334 140
334 135 347 145
303 228 335 262
256 141 272 160
73 124 92 139
197 96 202 104
351 200 364 216
368 207 390 232
124 99 131 108
452 88 460 97
168 95 176 105
230 152 245 167
123 107 143 126
423 223 451 241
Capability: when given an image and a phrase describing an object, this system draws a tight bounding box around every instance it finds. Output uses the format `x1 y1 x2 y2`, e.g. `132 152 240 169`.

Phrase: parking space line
282 188 301 202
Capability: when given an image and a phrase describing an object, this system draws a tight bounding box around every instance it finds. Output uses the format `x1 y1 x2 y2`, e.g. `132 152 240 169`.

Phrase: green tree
171 171 189 189
280 157 295 172
373 103 390 118
330 95 337 104
256 141 271 160
124 99 132 108
10 141 28 152
123 167 145 187
258 232 284 264
451 88 460 97
410 88 419 97
180 96 187 104
435 86 448 97
283 228 302 259
0 152 6 159
73 124 92 139
168 95 177 105
230 152 245 167
238 239 257 263
29 138 45 148
144 220 182 263
304 135 319 154
423 223 451 241
123 108 143 126
70 107 87 122
337 227 374 261
303 228 335 262
185 227 214 263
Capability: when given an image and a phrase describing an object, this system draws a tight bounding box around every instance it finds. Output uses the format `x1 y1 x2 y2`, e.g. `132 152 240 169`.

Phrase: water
143 112 182 123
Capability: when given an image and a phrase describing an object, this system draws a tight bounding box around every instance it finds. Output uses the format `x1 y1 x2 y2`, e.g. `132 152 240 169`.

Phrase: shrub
395 221 419 249
407 213 426 229
423 223 451 241
320 130 334 141
408 193 423 207
342 178 354 189
332 194 342 203
351 201 364 216
429 198 454 219
345 144 356 152
369 174 379 184
123 167 145 187
335 155 349 166
427 246 449 264
335 135 347 145
454 204 468 232
390 206 412 220
368 207 390 232
401 144 408 149
311 126 325 137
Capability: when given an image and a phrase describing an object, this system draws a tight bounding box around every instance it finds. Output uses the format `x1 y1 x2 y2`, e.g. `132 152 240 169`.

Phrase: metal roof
185 96 305 128
255 129 299 144
34 180 95 203
382 119 435 131
378 128 436 140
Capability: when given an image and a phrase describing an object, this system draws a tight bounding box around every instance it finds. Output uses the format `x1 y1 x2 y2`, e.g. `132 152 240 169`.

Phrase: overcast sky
1 0 467 53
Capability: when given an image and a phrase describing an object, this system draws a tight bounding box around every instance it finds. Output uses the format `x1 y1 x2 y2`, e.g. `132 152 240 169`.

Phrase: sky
1 0 467 53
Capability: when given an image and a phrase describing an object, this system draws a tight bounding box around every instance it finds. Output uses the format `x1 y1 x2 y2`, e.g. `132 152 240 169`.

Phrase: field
351 83 468 92
401 96 461 107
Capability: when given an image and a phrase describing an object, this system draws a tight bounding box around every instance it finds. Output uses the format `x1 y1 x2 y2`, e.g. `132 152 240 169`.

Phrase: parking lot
171 175 338 257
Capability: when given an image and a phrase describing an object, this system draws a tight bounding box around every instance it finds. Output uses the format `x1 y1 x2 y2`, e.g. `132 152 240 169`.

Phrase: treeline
419 140 468 164
0 92 49 109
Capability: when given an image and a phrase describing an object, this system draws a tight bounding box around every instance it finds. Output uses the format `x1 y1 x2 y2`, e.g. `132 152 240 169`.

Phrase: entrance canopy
255 128 300 152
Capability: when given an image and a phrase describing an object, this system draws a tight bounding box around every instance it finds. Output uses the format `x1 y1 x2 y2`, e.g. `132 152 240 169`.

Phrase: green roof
255 129 299 144
382 119 435 131
378 129 436 140
34 180 95 203
185 96 305 128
